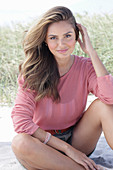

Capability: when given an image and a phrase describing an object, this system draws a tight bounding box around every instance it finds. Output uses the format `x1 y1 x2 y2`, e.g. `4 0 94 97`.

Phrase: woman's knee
90 98 113 118
91 98 104 107
12 133 32 156
92 98 113 109
12 134 38 170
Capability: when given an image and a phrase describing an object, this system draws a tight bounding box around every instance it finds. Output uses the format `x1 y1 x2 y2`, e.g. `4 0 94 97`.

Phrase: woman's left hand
77 24 95 56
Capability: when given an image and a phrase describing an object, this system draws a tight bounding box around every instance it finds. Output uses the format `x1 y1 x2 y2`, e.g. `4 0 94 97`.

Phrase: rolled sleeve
87 58 113 104
97 74 113 104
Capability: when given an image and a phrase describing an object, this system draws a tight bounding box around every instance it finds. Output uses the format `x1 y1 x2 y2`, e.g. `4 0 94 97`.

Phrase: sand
0 95 113 169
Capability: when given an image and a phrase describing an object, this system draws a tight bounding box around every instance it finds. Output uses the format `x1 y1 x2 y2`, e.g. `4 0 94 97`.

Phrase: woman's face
46 21 76 61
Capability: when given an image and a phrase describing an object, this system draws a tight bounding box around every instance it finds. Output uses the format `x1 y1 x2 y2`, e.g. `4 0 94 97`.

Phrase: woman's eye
50 37 56 40
66 34 71 38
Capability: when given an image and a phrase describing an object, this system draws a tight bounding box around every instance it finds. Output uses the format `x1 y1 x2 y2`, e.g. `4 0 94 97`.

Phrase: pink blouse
11 55 113 135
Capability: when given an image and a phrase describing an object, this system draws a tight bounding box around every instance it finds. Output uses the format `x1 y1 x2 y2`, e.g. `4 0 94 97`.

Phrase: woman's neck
57 55 74 77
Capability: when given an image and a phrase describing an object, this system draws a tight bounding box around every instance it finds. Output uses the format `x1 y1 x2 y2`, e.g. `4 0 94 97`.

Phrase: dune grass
0 13 113 106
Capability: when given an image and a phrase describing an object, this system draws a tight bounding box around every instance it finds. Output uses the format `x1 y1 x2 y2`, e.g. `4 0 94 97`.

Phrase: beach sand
0 95 113 169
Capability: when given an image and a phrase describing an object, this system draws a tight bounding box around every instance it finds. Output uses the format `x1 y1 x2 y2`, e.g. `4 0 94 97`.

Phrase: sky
0 0 113 26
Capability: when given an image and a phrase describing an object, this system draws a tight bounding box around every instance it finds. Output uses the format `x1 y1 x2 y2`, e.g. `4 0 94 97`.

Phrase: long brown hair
19 6 79 102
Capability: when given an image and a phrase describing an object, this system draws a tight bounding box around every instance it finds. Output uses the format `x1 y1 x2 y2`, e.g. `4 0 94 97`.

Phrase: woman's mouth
57 49 68 54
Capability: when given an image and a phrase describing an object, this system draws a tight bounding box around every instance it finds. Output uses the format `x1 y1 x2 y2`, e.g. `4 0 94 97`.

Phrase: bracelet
44 132 51 144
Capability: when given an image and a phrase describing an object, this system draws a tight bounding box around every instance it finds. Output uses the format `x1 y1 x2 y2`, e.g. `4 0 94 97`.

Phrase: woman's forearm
32 127 69 153
88 49 109 77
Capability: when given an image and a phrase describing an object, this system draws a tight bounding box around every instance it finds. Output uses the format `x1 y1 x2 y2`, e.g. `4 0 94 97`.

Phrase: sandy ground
0 95 113 169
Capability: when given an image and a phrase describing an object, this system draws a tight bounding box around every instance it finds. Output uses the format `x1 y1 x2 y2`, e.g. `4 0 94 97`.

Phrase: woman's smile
57 48 68 54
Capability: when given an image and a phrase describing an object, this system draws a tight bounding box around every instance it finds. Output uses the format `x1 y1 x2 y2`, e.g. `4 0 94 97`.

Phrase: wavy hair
19 6 79 102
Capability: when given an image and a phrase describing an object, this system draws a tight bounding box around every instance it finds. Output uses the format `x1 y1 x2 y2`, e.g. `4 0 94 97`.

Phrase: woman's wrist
87 48 97 57
43 132 51 144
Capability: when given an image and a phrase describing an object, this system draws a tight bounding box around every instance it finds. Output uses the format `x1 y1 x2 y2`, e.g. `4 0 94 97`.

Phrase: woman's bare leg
72 98 113 156
12 133 85 170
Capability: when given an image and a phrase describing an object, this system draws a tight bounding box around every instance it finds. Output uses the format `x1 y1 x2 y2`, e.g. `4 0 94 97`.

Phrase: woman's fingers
77 37 87 53
78 38 83 47
77 23 94 55
77 24 87 51
75 153 98 170
83 157 98 170
77 24 88 43
82 154 98 170
77 24 86 37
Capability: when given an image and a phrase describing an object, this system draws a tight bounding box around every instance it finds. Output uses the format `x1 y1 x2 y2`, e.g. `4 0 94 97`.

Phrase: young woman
11 6 113 170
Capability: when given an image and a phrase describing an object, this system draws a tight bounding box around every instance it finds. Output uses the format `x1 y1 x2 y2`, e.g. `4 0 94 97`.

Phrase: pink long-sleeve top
11 55 113 135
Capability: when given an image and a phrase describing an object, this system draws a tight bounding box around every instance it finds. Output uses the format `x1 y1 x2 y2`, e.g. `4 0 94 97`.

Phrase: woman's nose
58 39 65 47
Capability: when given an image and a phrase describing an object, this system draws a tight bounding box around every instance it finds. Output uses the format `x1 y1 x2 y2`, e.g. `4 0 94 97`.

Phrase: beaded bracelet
44 132 51 144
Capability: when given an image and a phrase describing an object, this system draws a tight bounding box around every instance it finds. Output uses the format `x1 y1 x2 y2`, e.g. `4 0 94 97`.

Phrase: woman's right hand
65 145 99 170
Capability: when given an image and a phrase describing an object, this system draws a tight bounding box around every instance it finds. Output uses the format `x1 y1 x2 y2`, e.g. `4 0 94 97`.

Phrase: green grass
0 14 113 106
0 23 26 105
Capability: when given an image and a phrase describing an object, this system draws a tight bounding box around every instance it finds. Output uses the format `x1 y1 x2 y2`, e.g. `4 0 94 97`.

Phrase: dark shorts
53 126 94 157
53 126 74 145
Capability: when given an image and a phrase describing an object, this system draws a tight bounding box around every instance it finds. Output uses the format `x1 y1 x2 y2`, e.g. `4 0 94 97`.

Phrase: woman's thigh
71 99 102 156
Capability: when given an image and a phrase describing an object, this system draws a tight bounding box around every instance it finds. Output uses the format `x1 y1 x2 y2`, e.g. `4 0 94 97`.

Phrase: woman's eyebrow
63 31 73 35
48 31 73 37
48 34 57 37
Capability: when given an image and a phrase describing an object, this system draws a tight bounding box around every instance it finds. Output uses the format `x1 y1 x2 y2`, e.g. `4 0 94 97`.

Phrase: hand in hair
77 24 95 56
